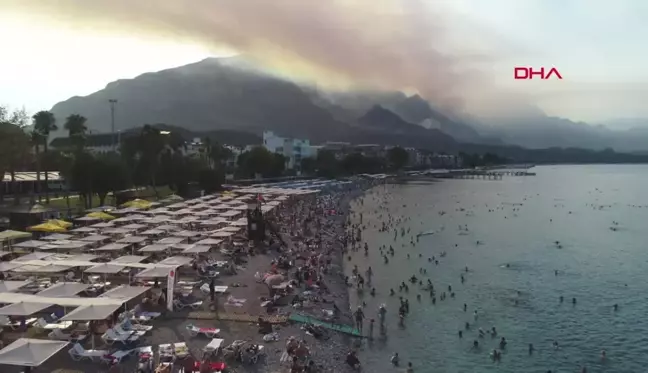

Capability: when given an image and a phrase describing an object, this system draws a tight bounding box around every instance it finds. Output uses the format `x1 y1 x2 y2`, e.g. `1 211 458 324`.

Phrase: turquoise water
347 165 648 373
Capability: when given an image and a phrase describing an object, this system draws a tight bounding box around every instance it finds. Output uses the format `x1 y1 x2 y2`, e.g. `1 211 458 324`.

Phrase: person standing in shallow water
354 306 365 332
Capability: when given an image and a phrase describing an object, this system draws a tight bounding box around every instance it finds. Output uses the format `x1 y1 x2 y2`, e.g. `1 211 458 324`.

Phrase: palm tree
30 130 44 202
32 111 57 203
64 114 88 151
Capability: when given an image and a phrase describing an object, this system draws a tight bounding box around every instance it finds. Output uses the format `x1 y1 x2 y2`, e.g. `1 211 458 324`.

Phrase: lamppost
109 99 118 151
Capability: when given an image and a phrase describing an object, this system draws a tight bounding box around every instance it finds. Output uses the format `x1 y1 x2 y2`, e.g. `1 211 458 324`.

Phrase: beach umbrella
120 199 153 209
27 222 67 233
0 338 70 367
85 212 116 221
47 219 72 229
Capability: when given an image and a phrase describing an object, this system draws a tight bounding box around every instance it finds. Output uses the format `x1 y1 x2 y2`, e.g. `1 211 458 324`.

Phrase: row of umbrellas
26 197 185 233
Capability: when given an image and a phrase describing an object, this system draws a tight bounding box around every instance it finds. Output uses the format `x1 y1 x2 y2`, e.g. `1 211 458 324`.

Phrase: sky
0 0 647 126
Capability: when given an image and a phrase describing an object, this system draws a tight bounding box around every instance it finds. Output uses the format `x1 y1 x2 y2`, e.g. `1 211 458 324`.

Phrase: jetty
399 166 536 181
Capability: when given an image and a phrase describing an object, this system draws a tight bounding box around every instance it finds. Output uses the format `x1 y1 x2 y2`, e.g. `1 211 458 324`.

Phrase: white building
262 131 314 170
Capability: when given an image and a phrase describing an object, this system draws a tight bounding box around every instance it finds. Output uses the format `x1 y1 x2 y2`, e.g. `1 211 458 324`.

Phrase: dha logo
514 67 563 80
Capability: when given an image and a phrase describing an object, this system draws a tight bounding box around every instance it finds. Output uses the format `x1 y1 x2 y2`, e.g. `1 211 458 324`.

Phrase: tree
237 146 280 178
314 150 338 178
300 157 317 175
64 114 88 151
32 111 57 203
30 130 44 202
387 146 409 171
0 107 31 204
91 153 130 207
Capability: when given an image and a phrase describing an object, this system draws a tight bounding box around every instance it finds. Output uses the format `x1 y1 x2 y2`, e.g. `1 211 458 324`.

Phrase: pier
399 166 536 181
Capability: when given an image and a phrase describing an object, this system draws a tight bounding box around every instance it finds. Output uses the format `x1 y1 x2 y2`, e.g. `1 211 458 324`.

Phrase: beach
0 180 386 373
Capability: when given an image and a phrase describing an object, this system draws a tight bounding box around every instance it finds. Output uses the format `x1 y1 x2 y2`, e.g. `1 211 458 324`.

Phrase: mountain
389 94 484 143
358 105 428 134
50 57 353 143
466 115 648 152
49 57 458 151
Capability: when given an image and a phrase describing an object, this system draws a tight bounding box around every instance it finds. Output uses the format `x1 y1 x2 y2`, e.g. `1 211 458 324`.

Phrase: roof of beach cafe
0 338 70 367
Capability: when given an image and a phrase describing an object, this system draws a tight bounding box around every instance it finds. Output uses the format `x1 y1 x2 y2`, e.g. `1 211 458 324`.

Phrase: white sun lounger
200 284 229 294
203 338 224 353
48 328 87 342
173 299 203 310
102 328 140 345
36 318 73 330
0 315 36 330
68 343 109 362
187 324 220 338
115 324 147 337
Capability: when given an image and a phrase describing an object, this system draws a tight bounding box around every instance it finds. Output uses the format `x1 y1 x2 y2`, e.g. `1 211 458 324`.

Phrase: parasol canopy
0 338 69 367
85 212 116 221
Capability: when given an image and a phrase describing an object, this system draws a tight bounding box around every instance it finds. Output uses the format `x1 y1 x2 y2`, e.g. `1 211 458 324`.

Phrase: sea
346 164 648 373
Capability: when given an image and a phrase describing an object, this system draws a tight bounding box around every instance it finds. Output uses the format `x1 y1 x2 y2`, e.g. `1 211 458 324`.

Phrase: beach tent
27 222 67 233
0 338 69 367
85 212 116 221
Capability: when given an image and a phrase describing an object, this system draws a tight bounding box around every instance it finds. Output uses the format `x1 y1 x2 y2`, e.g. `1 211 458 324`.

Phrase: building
262 131 314 170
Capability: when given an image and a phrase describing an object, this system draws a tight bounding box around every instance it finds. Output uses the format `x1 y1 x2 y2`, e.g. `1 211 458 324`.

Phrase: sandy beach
0 180 379 373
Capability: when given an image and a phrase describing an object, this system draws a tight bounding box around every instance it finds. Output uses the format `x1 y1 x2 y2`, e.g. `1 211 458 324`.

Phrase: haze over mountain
49 56 648 153
50 57 459 152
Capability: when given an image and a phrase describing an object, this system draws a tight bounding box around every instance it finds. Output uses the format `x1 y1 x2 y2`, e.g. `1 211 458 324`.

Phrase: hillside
50 57 458 151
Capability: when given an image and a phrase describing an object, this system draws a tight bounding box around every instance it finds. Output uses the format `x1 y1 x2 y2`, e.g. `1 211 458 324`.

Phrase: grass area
45 185 175 211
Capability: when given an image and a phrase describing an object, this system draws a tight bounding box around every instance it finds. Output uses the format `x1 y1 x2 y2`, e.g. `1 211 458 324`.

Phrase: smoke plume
2 0 506 113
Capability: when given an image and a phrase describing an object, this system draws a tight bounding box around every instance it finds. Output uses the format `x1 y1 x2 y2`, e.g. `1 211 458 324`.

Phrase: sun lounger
159 342 189 359
199 283 229 294
202 338 224 357
187 324 221 338
36 318 73 330
68 343 109 362
48 328 87 342
101 348 136 365
0 315 36 330
102 328 140 345
115 324 147 337
173 299 203 310
128 311 161 324
138 345 153 357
